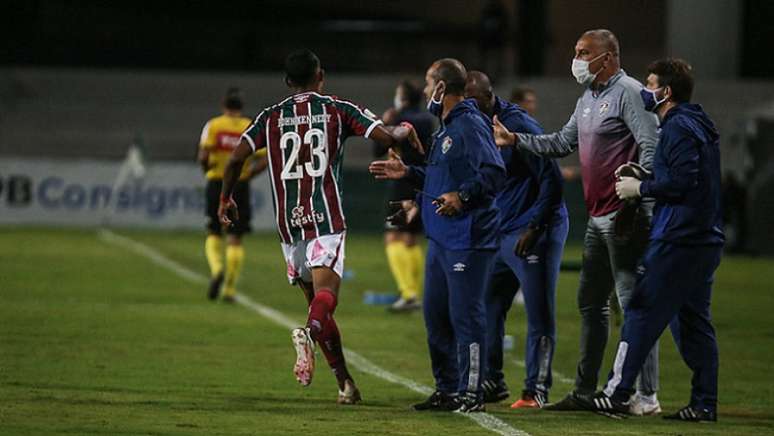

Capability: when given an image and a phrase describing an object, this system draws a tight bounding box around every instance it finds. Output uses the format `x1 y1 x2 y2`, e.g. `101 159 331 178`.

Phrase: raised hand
493 115 517 148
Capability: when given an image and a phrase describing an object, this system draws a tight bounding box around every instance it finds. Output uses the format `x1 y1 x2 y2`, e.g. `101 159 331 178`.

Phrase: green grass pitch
1 227 773 435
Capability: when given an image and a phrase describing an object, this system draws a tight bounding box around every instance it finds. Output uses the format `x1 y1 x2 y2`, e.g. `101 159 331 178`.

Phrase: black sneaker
543 390 590 411
584 391 630 419
208 272 224 300
482 379 510 403
413 391 459 411
663 405 717 422
454 392 486 413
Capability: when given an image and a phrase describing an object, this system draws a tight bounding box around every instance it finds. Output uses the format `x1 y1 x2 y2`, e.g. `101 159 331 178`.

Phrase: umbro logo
453 262 466 272
526 254 540 264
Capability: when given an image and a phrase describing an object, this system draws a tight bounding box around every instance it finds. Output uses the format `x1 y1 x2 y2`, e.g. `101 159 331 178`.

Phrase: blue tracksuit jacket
408 98 506 249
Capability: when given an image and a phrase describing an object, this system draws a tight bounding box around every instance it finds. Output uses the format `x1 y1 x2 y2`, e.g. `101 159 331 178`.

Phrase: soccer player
374 80 435 312
465 71 569 408
218 49 422 404
586 59 724 422
198 88 268 302
492 29 662 415
370 59 506 413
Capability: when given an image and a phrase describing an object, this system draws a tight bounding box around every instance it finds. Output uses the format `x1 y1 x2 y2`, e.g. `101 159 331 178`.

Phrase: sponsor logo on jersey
442 136 453 154
289 205 325 228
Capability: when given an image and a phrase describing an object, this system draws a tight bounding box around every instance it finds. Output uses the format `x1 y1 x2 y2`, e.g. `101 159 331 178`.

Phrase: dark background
4 0 773 77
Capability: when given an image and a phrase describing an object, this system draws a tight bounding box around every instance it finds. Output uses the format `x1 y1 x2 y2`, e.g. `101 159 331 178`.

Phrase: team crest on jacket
599 101 610 115
441 136 453 154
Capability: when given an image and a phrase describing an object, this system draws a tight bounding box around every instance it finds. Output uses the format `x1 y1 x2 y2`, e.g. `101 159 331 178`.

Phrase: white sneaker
629 392 661 416
388 297 421 313
291 327 315 386
337 379 362 405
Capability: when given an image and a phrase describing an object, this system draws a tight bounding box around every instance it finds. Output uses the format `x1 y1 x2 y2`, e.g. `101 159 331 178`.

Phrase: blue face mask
426 80 445 119
427 96 443 118
640 87 667 112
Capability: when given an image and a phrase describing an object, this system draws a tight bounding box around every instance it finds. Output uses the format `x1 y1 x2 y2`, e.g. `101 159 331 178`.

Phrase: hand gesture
386 200 419 226
515 226 543 257
369 150 409 180
401 122 425 155
433 191 463 216
218 195 239 226
493 115 517 148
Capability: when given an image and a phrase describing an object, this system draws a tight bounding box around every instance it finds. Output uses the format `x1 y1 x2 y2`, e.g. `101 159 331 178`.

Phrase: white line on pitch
98 229 529 436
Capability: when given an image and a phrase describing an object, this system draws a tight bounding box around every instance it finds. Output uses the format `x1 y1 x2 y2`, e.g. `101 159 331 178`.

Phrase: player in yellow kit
198 88 268 301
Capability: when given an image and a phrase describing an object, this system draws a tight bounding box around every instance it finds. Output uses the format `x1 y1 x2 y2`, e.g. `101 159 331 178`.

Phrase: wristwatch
458 190 471 205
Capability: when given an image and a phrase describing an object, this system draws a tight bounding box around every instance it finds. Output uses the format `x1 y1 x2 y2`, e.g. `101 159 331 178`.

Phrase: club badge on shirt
599 101 610 115
441 136 453 154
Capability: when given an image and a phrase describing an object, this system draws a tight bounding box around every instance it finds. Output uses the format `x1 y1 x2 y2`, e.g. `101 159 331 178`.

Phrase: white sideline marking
98 229 529 436
510 358 575 385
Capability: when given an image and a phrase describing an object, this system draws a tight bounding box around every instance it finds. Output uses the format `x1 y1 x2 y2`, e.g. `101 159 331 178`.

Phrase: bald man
370 59 506 413
466 71 569 409
493 29 661 414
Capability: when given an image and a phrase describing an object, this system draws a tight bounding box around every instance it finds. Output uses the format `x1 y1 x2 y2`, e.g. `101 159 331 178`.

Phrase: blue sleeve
406 164 426 188
526 156 564 228
458 114 506 207
640 124 699 200
504 113 562 228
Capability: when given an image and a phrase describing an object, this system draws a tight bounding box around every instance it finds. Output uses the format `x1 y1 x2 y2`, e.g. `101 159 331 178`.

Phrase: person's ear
318 68 325 82
285 75 292 87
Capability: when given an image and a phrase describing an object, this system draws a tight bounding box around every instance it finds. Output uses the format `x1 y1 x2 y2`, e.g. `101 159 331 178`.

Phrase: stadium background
2 0 774 250
2 1 774 435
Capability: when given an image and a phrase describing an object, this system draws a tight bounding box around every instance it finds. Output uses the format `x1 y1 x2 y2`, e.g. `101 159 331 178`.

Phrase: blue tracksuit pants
486 214 569 395
604 240 722 411
424 239 496 396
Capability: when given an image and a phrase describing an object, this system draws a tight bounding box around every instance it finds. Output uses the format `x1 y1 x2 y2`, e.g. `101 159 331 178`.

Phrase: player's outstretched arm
218 139 252 226
369 123 424 155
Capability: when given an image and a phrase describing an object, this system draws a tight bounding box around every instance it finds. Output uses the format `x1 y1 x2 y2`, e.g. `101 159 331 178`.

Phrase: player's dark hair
398 79 423 108
285 49 321 87
648 58 694 103
510 86 535 103
223 87 243 110
432 58 467 96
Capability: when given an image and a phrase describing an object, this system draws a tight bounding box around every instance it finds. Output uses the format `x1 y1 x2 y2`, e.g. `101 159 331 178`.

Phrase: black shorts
384 179 423 234
206 179 252 236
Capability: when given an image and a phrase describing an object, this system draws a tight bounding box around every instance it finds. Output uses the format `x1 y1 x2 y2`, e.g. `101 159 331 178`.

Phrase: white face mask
393 95 403 111
571 52 607 86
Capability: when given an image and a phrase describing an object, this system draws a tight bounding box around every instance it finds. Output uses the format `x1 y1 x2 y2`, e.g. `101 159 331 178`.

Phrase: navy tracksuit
407 98 506 396
603 104 724 412
484 97 569 397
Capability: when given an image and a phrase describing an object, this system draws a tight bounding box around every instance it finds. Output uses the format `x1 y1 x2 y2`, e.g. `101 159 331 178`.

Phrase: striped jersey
241 91 382 244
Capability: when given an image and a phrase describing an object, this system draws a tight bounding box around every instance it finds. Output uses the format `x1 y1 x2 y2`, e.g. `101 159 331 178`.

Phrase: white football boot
337 379 362 405
291 327 315 386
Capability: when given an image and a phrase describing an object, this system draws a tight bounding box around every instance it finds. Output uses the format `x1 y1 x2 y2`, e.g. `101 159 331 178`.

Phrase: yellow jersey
199 114 266 181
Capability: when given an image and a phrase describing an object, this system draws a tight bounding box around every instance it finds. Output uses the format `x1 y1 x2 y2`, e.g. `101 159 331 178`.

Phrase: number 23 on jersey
280 128 327 180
